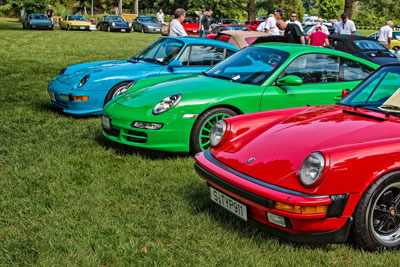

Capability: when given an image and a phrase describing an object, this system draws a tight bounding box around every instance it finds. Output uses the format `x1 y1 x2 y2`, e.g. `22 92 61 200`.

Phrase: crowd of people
165 7 396 50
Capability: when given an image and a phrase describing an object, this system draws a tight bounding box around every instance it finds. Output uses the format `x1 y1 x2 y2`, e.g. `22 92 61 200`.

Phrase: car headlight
299 152 325 187
129 23 132 27
78 75 90 88
58 67 67 77
112 22 116 26
153 94 182 115
210 120 227 148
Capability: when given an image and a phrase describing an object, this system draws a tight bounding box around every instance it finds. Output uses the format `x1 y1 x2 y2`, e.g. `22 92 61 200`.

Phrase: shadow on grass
94 132 190 160
182 181 361 252
35 102 100 120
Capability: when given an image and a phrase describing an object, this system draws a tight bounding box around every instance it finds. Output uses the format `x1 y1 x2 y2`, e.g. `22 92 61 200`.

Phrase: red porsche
195 64 400 250
182 17 199 35
246 19 265 31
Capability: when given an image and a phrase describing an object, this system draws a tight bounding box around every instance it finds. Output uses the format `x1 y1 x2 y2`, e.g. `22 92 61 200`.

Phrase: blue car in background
97 15 131 32
22 14 53 30
48 37 238 115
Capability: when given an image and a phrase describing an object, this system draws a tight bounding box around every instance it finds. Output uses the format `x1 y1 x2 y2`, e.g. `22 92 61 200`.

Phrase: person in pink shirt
308 24 330 47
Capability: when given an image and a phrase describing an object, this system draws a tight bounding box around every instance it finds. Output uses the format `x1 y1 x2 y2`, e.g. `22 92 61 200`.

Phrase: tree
23 0 47 14
344 0 352 18
231 0 256 21
274 0 304 21
319 0 344 19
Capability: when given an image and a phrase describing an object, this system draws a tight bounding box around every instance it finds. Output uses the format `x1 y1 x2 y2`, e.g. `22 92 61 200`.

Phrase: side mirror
342 88 351 99
276 75 303 87
167 59 182 71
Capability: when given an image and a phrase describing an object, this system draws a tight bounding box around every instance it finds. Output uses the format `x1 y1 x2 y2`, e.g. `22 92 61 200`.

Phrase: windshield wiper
143 58 164 65
207 74 238 82
379 104 400 111
128 57 141 63
201 71 209 77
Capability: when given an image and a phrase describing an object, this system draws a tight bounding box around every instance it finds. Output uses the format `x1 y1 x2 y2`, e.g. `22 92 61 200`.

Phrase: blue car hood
30 19 52 25
56 60 163 86
142 22 162 27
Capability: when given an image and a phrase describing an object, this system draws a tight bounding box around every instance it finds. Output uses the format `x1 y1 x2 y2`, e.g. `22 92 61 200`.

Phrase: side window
213 27 223 34
283 53 339 84
339 57 375 81
225 49 236 59
183 46 225 66
178 46 190 65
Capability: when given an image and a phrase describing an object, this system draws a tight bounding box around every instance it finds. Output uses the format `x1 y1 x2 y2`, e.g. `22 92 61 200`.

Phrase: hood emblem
247 158 256 164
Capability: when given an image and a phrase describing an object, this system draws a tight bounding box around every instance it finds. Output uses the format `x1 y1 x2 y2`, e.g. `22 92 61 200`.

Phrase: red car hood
212 105 400 190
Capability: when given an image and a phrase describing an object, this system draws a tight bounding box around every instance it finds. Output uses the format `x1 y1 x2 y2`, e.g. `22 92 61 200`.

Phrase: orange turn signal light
73 96 89 101
275 202 327 214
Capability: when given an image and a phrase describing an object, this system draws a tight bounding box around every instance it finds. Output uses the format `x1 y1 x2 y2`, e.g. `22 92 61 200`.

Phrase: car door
133 17 140 31
260 53 368 111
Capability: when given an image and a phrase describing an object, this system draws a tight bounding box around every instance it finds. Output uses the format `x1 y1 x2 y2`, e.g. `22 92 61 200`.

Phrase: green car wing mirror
276 75 303 87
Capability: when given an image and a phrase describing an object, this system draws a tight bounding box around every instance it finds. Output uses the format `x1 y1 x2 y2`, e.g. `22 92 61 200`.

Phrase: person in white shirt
335 13 356 35
169 8 188 37
307 18 329 35
263 8 283 35
285 12 303 32
256 21 266 32
378 20 393 49
156 9 164 23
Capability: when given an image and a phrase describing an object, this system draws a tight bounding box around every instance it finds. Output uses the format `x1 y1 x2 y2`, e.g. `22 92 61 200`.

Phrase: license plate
80 26 85 29
48 90 56 102
210 187 247 221
101 114 111 130
121 29 126 32
90 25 96 30
193 30 197 33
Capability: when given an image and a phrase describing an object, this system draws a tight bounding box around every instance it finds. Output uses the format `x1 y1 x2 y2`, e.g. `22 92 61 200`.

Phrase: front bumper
30 24 53 29
195 150 360 243
111 25 131 31
144 27 161 33
69 24 95 30
47 79 106 115
102 103 196 152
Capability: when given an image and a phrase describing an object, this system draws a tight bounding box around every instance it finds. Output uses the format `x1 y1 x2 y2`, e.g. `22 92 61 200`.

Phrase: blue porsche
47 37 238 115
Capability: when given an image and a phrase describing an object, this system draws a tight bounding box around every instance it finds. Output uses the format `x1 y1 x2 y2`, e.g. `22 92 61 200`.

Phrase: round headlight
129 23 132 27
153 94 182 115
299 152 325 187
112 22 116 26
78 75 90 88
58 67 67 77
210 120 227 147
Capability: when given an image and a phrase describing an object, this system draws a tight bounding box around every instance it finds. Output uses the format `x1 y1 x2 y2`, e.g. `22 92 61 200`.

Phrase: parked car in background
48 37 238 115
207 24 250 39
60 15 95 31
97 15 131 32
303 24 335 35
22 14 53 30
132 16 163 33
368 31 400 51
211 19 239 29
329 35 400 65
101 43 377 153
195 63 400 251
246 19 265 31
210 30 271 49
181 17 199 35
302 16 318 26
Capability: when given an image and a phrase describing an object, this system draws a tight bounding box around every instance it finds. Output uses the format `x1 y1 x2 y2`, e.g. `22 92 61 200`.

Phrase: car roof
250 42 378 65
162 36 239 50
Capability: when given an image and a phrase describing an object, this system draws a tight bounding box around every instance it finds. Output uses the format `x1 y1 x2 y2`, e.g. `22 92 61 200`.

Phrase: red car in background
246 19 265 31
206 24 250 40
182 17 199 35
195 64 400 251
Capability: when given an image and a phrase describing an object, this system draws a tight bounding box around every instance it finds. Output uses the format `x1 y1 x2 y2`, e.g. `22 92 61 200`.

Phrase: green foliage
23 0 47 14
319 0 344 20
352 0 400 26
274 0 305 21
303 0 317 13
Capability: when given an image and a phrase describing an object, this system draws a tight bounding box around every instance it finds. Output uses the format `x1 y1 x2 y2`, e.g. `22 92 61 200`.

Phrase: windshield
223 19 238 24
141 16 156 22
354 40 386 50
132 38 184 65
225 25 249 31
108 16 123 22
68 15 86 21
205 47 289 85
183 19 196 24
340 66 400 112
29 14 48 20
393 32 400 41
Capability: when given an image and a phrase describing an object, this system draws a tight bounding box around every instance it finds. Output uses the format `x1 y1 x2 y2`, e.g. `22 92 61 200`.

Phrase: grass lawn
0 18 399 265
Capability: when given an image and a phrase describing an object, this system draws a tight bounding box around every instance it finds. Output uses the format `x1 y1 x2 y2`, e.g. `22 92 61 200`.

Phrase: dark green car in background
102 43 378 153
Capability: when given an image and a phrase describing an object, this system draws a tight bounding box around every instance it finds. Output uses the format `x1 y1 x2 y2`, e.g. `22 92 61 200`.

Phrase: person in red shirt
308 24 330 47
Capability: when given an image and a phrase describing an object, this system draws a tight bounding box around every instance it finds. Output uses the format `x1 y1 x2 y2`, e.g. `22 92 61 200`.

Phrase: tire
190 107 238 154
127 29 131 33
97 25 101 31
104 81 133 106
141 26 145 33
107 25 111 32
352 171 400 250
67 25 70 31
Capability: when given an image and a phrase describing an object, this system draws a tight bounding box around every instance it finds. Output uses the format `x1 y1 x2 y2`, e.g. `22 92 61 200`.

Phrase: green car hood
114 74 244 110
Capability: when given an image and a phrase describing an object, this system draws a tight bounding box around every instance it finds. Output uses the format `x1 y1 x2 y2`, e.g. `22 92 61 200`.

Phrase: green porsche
102 43 378 153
